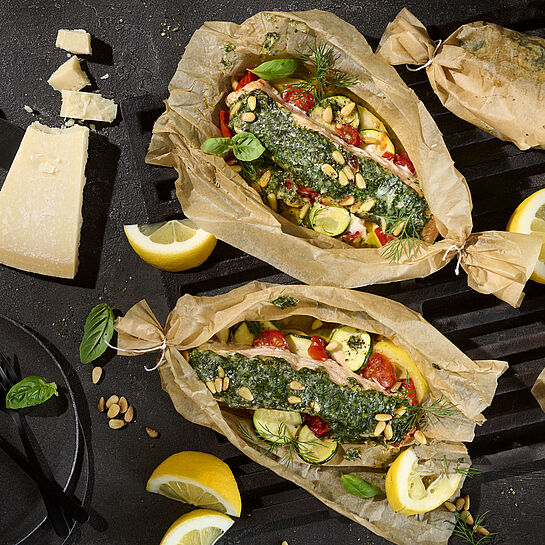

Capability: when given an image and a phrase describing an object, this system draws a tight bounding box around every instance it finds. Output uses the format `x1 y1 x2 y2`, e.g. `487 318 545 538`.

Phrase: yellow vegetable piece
357 105 386 132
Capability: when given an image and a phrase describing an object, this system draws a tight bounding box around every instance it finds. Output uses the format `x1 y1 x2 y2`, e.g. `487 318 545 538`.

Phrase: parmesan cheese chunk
56 29 92 55
48 56 90 92
0 122 89 278
60 90 117 122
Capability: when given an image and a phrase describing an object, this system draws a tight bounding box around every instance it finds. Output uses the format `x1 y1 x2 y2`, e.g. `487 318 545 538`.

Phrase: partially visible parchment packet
377 8 545 150
114 282 507 545
146 10 541 307
532 367 545 413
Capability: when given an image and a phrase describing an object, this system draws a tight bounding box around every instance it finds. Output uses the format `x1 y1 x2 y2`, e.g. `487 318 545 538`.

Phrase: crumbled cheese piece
56 29 92 55
64 119 75 127
23 105 34 113
48 56 90 92
100 73 110 79
60 90 117 123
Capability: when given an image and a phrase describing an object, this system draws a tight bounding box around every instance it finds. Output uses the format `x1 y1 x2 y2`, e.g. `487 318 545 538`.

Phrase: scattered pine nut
288 395 302 404
299 203 310 219
373 421 386 436
214 377 223 393
247 96 257 111
339 195 354 206
321 163 338 178
258 170 271 188
322 105 333 123
455 497 465 512
240 112 256 122
107 403 120 419
118 396 128 413
461 511 474 525
98 396 105 412
338 170 349 187
384 423 393 440
475 526 490 536
92 366 103 384
342 165 355 181
393 407 406 416
206 380 217 394
109 419 126 430
355 172 366 189
146 426 159 439
289 380 305 391
217 366 225 379
222 377 230 391
340 101 355 117
444 501 456 512
375 413 392 421
414 430 427 444
124 405 135 423
325 340 341 352
237 386 254 401
332 150 345 165
106 395 119 409
463 494 470 511
267 193 277 211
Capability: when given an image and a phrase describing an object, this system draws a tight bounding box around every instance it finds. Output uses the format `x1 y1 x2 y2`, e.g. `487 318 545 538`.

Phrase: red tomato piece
304 414 331 437
381 151 395 161
296 185 320 204
341 230 362 242
282 86 314 114
307 336 329 361
359 353 396 389
394 151 416 176
252 329 289 350
236 70 257 91
374 226 396 246
219 110 232 138
334 124 361 147
398 378 418 406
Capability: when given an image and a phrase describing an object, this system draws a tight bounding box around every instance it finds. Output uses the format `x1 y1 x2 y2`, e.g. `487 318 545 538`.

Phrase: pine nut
311 319 323 330
118 396 128 413
475 526 490 536
350 202 362 214
339 195 355 206
358 198 376 212
375 414 392 421
321 163 338 178
414 430 427 444
267 193 277 211
214 377 223 393
392 221 406 237
106 395 119 409
240 112 256 122
394 407 406 416
92 366 103 384
444 501 456 512
258 170 271 188
299 203 310 219
340 101 355 117
289 380 305 390
124 405 135 423
146 426 159 439
390 381 402 392
463 495 470 511
310 401 321 412
342 165 355 181
206 380 217 394
355 172 366 189
223 376 230 391
217 366 225 378
455 498 465 512
288 395 302 404
230 101 242 115
338 170 349 186
373 421 386 436
326 340 341 351
237 386 254 401
109 419 126 430
321 196 335 206
107 403 120 419
322 105 333 123
384 423 393 440
332 150 345 165
461 511 474 525
247 95 257 111
98 396 105 412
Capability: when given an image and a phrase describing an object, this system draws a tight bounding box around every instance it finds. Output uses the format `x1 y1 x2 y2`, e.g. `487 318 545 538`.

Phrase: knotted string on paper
442 243 463 275
104 338 167 372
406 39 442 71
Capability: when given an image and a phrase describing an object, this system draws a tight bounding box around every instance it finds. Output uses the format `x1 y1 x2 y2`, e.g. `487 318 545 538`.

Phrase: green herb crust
230 90 431 234
189 348 413 444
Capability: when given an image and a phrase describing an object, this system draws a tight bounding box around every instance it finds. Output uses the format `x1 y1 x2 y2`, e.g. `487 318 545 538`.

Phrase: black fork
0 352 75 537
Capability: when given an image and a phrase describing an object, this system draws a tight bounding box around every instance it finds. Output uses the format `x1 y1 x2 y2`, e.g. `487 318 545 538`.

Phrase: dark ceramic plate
0 315 83 545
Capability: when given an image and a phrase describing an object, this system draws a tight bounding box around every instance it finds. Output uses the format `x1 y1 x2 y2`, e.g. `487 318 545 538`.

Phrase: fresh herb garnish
397 395 460 435
381 203 425 262
80 303 115 363
346 335 364 351
432 363 441 370
443 456 482 480
246 321 264 337
290 39 358 101
250 58 298 80
202 132 265 162
446 511 497 545
270 295 299 309
5 376 58 409
344 448 361 461
341 473 381 499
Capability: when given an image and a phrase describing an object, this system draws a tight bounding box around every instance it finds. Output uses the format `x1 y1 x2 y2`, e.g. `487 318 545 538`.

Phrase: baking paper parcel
532 367 545 413
114 282 507 545
146 10 541 308
377 8 545 150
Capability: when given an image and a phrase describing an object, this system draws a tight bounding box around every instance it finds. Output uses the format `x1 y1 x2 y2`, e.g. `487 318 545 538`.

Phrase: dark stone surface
1 1 544 545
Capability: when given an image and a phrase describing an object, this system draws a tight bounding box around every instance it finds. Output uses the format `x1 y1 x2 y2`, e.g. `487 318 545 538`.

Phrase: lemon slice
146 451 241 517
386 447 461 515
373 341 428 403
159 509 234 545
507 188 545 283
124 219 216 272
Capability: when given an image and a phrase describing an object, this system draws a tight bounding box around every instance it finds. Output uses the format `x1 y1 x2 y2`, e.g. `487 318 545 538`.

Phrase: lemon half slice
507 188 545 283
146 451 241 517
160 509 234 545
386 447 461 515
124 219 216 272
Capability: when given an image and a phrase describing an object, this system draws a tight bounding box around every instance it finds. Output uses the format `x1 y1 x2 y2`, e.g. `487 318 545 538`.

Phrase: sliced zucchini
215 327 230 344
261 321 279 331
328 326 372 372
309 204 351 237
286 334 312 358
311 95 359 130
232 320 280 345
253 409 302 444
357 105 386 132
359 129 395 157
296 425 338 464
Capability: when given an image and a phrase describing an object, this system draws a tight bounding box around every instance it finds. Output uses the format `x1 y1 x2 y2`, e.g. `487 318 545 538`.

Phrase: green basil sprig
270 295 299 309
341 473 381 499
80 303 115 363
250 58 298 80
202 131 265 162
6 376 58 410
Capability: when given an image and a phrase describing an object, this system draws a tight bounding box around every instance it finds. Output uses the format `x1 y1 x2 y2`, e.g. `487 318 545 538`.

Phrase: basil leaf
250 58 298 80
80 303 115 363
271 296 299 309
231 132 265 161
202 137 232 155
341 474 381 499
6 376 58 410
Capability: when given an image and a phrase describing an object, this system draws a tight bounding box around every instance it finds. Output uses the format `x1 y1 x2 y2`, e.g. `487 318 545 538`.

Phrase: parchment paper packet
531 367 545 413
114 282 507 545
146 9 541 308
377 8 545 150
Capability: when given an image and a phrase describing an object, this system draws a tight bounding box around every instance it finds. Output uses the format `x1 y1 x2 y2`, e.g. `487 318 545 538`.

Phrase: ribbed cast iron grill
120 4 545 530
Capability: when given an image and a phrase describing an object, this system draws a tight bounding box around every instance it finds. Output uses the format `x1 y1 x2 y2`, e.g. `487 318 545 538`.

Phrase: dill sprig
380 203 424 262
443 456 483 480
446 511 497 545
291 39 358 101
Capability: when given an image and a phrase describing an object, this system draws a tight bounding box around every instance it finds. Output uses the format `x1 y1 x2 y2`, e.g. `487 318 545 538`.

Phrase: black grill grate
120 5 545 528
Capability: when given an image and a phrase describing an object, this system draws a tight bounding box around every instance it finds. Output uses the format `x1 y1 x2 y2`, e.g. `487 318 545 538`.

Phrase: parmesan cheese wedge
0 122 89 278
56 29 92 55
60 90 117 122
48 56 90 92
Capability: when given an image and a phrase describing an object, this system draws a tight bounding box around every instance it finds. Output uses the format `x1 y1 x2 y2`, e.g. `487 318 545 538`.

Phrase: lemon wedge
124 219 216 272
506 188 545 283
146 451 241 517
386 447 461 515
159 509 234 545
373 341 428 403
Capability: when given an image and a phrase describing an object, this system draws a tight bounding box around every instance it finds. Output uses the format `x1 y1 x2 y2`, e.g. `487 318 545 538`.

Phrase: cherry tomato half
381 150 416 176
398 378 418 406
252 329 289 350
359 353 396 389
296 185 320 204
304 414 331 437
282 86 314 114
236 70 257 91
307 336 329 361
374 226 396 246
219 110 232 138
334 124 361 147
341 230 362 242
